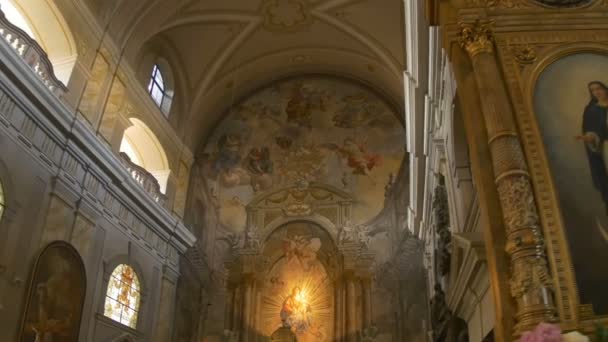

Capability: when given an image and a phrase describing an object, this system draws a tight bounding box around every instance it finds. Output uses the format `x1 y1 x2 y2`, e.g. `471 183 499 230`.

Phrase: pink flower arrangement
520 323 563 342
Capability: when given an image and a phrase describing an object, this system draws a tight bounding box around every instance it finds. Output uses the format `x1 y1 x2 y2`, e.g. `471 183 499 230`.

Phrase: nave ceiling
85 0 406 148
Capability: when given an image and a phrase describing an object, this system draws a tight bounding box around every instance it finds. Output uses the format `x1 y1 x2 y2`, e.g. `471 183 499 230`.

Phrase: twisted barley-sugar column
458 20 558 336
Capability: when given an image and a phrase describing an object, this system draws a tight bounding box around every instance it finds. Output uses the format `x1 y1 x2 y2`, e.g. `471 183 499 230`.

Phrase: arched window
0 0 77 84
147 63 173 116
119 118 170 194
0 0 36 38
104 264 141 329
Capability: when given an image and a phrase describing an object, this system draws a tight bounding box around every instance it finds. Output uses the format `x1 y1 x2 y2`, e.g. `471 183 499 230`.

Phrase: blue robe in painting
582 103 608 209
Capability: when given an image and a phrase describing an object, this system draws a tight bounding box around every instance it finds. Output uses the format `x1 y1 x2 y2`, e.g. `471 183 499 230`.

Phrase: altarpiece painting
18 241 86 342
534 52 608 315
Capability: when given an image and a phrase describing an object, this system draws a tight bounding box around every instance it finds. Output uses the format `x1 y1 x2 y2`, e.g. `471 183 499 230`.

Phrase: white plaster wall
0 34 193 341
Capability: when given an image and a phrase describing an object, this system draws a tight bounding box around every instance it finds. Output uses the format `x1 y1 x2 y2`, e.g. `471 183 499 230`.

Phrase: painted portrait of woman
534 53 608 316
577 81 608 217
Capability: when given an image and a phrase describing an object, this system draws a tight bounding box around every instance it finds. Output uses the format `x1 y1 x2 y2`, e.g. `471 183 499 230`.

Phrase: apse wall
199 75 406 232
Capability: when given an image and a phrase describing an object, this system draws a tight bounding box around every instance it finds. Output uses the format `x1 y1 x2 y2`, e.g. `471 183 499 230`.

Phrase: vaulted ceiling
86 0 406 148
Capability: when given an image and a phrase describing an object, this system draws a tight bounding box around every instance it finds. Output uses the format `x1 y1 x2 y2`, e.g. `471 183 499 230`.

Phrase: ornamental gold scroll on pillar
457 20 558 335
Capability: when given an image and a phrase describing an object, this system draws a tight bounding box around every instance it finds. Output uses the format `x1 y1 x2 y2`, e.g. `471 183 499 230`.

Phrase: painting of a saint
577 82 608 215
261 224 333 341
202 76 405 232
19 242 86 342
534 53 608 315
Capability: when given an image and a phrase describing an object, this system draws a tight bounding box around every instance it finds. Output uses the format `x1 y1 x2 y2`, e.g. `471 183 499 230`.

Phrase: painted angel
282 236 321 272
322 137 382 176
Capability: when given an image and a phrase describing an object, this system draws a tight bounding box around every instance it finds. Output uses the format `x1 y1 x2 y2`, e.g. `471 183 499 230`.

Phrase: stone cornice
0 38 195 259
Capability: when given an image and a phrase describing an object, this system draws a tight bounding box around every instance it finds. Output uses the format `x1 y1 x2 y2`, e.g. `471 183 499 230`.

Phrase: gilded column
345 273 357 342
458 20 557 335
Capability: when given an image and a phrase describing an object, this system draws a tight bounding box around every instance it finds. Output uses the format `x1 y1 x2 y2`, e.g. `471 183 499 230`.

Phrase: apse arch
0 0 78 84
199 75 405 236
257 220 337 341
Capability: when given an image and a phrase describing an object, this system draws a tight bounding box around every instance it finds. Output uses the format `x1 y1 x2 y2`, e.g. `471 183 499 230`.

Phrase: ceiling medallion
261 0 313 33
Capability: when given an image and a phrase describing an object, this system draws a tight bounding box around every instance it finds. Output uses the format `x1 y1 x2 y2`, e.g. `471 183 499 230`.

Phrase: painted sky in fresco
201 76 405 232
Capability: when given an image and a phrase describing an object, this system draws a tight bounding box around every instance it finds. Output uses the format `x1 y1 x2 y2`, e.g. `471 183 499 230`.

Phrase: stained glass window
104 264 141 329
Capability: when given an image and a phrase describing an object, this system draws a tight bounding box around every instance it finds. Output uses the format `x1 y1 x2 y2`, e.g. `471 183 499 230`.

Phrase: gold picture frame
494 29 608 331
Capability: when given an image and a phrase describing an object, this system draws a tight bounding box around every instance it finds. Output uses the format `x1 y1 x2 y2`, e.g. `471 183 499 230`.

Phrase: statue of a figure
356 225 372 248
430 283 451 339
436 229 452 276
337 220 356 245
244 226 261 249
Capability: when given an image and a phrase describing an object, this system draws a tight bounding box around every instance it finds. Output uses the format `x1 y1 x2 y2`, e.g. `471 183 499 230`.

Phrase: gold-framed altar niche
495 30 608 332
18 240 87 342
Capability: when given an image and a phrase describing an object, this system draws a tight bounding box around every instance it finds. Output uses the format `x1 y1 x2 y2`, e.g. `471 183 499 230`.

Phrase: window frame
147 63 173 117
103 264 142 329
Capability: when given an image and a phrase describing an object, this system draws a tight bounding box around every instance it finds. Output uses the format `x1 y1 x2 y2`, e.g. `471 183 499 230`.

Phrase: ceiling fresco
200 76 405 232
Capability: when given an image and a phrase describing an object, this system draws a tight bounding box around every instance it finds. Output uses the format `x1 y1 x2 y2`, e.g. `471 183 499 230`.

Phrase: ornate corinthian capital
458 20 495 57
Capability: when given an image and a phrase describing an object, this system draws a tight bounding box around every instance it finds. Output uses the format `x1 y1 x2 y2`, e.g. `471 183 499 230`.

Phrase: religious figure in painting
28 283 73 342
246 146 274 191
284 82 330 129
214 134 242 173
323 138 381 176
280 286 313 334
282 236 321 272
576 81 608 215
20 245 85 342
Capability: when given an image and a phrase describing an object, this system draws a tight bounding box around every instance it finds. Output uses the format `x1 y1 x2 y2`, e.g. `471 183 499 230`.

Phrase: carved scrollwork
511 44 538 65
531 0 593 7
496 175 540 234
509 257 554 298
464 0 592 8
465 0 531 8
458 20 495 57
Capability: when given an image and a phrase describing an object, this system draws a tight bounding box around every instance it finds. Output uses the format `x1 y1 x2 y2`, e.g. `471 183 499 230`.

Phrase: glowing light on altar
295 286 309 307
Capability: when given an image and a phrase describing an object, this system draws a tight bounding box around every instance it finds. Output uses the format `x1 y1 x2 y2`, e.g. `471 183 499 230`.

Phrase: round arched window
147 62 173 116
104 264 141 329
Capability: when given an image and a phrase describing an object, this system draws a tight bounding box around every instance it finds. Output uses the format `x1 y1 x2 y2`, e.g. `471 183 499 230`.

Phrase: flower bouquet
520 323 589 342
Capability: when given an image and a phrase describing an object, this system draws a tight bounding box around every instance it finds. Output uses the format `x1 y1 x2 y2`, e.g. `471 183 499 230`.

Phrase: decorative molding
0 37 195 268
261 0 313 33
495 31 608 329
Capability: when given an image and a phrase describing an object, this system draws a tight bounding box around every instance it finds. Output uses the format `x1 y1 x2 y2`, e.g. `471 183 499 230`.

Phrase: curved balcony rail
0 9 67 97
119 152 168 206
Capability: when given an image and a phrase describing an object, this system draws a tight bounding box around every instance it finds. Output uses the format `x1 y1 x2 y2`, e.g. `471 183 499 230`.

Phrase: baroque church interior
0 0 607 341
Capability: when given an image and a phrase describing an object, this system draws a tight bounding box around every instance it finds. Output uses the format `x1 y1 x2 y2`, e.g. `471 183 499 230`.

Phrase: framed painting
18 241 86 342
532 52 608 317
